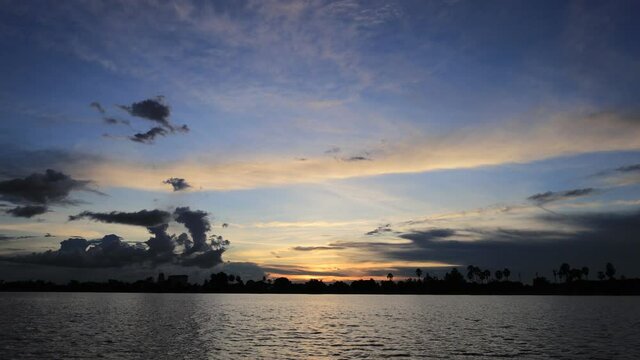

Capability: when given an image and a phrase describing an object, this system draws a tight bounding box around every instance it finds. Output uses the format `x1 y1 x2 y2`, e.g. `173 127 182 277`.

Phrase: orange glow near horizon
262 261 459 282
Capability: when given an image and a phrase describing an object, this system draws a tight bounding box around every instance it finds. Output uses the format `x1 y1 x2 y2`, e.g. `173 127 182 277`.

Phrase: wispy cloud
70 111 640 190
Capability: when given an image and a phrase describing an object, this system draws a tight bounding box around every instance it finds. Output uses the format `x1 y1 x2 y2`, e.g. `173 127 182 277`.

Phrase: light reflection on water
1 293 639 359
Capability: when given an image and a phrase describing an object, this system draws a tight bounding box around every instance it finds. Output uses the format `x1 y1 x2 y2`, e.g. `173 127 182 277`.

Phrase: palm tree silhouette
605 262 616 280
387 273 394 282
467 265 476 282
581 267 589 280
415 268 423 280
495 270 503 281
597 271 606 281
559 263 571 282
503 268 511 281
483 269 491 283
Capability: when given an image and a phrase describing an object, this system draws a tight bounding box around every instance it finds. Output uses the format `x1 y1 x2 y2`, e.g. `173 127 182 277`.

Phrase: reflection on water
1 293 639 359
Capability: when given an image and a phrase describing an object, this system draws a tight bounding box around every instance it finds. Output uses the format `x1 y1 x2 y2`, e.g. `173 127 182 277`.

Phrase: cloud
103 117 130 126
145 223 176 259
398 229 457 244
163 177 191 191
527 188 596 205
119 96 172 128
261 264 347 277
0 169 98 205
90 101 133 126
333 209 640 278
343 156 372 162
179 249 224 268
0 169 101 216
292 245 345 251
69 209 172 227
0 234 39 241
595 163 640 187
173 207 210 252
2 234 151 268
90 101 105 114
615 164 640 173
129 127 168 144
6 205 48 218
4 207 230 269
365 224 393 235
73 111 640 191
118 96 189 133
104 97 190 144
176 124 189 133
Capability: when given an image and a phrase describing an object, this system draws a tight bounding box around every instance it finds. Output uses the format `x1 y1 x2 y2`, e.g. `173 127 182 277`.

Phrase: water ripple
1 293 639 359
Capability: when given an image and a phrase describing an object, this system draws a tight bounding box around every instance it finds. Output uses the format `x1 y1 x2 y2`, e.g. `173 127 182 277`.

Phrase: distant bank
2 268 640 295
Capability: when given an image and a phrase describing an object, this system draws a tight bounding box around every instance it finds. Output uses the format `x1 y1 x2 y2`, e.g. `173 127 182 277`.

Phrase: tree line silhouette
1 262 639 295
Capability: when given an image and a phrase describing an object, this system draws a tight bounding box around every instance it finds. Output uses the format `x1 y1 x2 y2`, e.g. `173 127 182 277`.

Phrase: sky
0 0 639 283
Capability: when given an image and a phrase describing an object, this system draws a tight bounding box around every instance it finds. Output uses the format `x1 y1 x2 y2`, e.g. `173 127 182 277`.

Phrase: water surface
1 293 639 359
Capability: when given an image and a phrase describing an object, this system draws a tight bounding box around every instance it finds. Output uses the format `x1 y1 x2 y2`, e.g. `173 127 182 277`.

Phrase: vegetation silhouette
2 263 639 295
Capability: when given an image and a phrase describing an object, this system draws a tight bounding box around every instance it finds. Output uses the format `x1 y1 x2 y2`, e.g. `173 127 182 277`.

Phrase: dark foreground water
1 293 639 359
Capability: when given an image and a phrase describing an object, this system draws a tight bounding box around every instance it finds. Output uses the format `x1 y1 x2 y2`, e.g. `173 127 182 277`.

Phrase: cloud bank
3 208 229 269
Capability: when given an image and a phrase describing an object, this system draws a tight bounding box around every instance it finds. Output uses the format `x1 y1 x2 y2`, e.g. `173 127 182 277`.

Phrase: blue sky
0 0 639 282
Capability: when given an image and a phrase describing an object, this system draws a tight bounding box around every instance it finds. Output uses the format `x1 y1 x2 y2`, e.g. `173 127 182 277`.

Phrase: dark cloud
129 127 168 144
67 208 226 265
0 234 37 241
334 210 640 278
615 164 640 173
163 178 191 191
325 147 341 154
44 233 55 237
176 124 190 133
527 188 596 205
292 246 345 251
90 101 105 114
592 163 640 184
2 235 150 268
96 97 189 144
365 224 393 235
103 117 130 126
398 228 456 241
174 207 210 252
180 249 224 268
119 96 172 128
327 241 402 249
145 223 176 260
6 205 48 218
344 156 372 162
175 232 191 247
261 264 347 277
69 209 172 227
0 170 100 213
3 207 230 269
